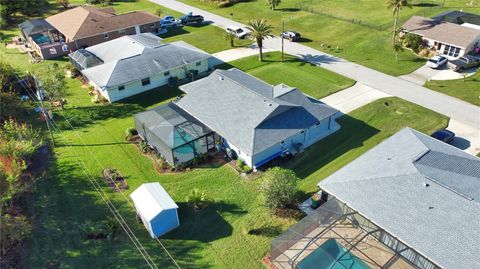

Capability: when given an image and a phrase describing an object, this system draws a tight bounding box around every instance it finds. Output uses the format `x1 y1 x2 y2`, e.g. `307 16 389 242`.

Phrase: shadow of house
164 202 246 242
282 114 380 179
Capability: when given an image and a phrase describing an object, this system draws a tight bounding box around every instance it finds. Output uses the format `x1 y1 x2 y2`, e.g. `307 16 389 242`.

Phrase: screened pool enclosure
134 102 215 167
270 196 440 269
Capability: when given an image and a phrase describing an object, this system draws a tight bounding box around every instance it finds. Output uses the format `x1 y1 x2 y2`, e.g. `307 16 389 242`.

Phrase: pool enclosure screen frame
270 196 441 269
134 102 215 167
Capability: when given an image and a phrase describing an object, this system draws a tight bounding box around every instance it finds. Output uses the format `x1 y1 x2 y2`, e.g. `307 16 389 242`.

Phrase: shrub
0 214 32 259
404 33 423 53
79 218 118 240
259 167 299 211
125 128 137 140
139 141 149 153
186 188 212 211
241 165 251 173
236 158 246 168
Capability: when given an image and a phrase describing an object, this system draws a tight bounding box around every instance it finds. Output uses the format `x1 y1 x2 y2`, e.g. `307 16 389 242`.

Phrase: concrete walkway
320 83 391 114
210 45 275 65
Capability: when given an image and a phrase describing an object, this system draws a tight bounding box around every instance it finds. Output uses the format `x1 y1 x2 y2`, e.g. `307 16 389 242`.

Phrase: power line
17 74 181 269
16 74 161 269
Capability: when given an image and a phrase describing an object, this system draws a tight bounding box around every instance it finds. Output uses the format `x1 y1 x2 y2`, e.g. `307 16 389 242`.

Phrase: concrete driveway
400 64 477 85
447 119 480 156
210 45 275 65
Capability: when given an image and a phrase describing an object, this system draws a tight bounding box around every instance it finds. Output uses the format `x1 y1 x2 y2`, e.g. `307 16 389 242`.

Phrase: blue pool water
32 35 51 44
296 239 371 269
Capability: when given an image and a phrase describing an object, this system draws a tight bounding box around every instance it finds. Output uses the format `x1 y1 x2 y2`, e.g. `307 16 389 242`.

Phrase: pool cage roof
134 102 213 150
270 196 439 269
69 49 104 70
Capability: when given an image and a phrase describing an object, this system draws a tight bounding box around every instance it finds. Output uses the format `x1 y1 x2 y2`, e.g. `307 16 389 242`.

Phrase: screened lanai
134 102 215 167
270 196 438 269
68 49 103 70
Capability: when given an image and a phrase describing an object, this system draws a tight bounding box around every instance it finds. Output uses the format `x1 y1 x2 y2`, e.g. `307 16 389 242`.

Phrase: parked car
431 129 455 144
426 56 447 69
447 55 480 72
226 26 250 39
160 19 178 28
163 16 175 22
281 31 301 41
176 13 204 25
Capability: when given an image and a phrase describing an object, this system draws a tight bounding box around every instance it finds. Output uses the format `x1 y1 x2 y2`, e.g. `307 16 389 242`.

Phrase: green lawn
23 80 448 268
176 0 480 76
425 71 480 106
216 52 355 98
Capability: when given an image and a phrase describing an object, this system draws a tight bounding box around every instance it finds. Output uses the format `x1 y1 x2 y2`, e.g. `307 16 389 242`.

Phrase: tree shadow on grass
164 202 246 242
283 114 379 179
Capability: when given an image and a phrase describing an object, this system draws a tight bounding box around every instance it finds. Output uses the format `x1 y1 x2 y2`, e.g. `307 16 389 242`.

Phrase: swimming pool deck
272 219 414 269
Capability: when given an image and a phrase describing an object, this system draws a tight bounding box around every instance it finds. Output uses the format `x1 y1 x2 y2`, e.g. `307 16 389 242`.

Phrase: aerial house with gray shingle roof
401 15 480 59
134 68 341 168
271 127 480 269
69 33 211 102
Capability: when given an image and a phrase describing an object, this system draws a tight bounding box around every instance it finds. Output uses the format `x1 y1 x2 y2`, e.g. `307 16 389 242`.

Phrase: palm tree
246 19 275 61
393 41 404 62
265 0 281 10
223 31 236 47
385 0 411 47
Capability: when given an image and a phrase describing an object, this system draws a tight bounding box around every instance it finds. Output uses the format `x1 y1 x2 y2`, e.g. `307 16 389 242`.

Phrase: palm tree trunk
258 39 263 61
393 9 399 47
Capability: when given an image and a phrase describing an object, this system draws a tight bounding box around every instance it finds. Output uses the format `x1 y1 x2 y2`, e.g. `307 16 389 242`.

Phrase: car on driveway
160 19 178 28
177 13 204 25
426 56 447 69
281 31 301 41
447 55 480 72
163 16 175 22
226 26 250 39
431 129 455 144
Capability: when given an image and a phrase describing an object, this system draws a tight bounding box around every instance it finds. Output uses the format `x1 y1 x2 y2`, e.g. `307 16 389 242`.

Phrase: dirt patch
102 168 128 192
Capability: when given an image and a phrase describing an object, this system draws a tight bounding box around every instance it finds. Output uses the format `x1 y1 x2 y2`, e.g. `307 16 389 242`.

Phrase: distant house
271 127 480 269
401 15 480 58
433 10 480 26
135 68 341 168
130 183 179 238
69 33 211 102
19 6 161 59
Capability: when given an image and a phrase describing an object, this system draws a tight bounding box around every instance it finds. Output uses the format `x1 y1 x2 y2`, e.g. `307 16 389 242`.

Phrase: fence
294 0 479 31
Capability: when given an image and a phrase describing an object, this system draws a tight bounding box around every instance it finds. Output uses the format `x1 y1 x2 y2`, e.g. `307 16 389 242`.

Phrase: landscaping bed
102 168 128 192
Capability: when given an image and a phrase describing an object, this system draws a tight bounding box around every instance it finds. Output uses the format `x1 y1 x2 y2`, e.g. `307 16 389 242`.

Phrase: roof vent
424 182 430 187
268 103 272 107
387 157 392 161
219 76 224 81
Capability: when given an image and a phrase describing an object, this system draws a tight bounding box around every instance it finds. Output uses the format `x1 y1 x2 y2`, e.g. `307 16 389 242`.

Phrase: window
141 78 150 86
196 61 201 66
164 71 170 77
118 29 126 35
150 24 155 28
104 33 109 39
118 85 125 91
443 45 460 58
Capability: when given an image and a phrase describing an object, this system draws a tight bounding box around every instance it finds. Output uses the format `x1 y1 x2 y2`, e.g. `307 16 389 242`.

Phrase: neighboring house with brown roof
401 15 480 59
19 6 161 59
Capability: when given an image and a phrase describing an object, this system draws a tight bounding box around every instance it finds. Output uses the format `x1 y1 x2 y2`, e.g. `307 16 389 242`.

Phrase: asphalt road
151 0 480 128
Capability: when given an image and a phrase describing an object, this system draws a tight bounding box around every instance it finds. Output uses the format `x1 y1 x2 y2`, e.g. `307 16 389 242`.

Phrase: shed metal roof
130 183 178 222
319 127 480 269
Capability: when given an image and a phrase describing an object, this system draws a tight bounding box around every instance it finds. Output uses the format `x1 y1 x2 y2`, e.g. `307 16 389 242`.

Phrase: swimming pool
32 34 51 44
296 239 371 269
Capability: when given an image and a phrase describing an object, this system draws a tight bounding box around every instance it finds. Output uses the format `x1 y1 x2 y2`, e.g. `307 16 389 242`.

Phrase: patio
271 197 416 269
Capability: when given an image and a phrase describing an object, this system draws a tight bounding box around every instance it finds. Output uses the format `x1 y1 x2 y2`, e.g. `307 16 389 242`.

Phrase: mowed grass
216 52 355 98
425 71 480 106
176 0 480 75
24 80 448 268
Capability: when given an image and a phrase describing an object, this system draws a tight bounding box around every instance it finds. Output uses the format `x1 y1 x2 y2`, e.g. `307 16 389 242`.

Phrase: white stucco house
69 33 211 102
402 15 480 59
